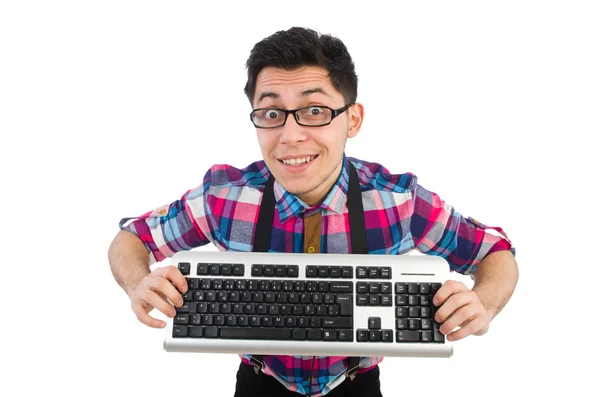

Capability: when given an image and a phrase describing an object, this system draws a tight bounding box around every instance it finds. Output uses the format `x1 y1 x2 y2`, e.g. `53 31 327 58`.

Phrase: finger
446 315 487 342
147 276 185 308
143 289 178 318
131 300 167 329
433 280 468 307
158 266 189 294
439 303 479 336
435 289 477 323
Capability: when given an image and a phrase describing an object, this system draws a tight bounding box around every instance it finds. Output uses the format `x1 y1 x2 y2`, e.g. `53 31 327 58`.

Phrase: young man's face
253 65 363 206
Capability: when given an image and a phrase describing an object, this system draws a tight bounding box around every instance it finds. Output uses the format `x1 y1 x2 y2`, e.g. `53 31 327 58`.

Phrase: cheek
256 132 274 154
317 132 346 155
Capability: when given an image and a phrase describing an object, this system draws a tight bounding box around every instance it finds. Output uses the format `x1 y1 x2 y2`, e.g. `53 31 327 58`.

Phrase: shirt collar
272 154 350 223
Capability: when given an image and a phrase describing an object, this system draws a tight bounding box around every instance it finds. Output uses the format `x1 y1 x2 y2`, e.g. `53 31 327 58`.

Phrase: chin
279 179 316 197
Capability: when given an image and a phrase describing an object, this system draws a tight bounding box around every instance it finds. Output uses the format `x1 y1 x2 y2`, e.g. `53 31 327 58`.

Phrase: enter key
336 294 354 316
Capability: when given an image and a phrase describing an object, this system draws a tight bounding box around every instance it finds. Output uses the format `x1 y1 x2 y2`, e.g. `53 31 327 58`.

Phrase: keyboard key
251 265 263 277
422 330 433 342
380 267 391 279
356 295 368 306
395 283 407 294
197 263 209 275
368 317 381 329
396 330 420 342
396 319 408 330
382 330 393 342
174 314 189 325
287 265 299 277
356 267 367 278
329 267 341 278
381 283 392 293
173 325 187 338
318 266 330 278
204 326 219 338
214 314 225 326
270 281 282 292
178 262 191 275
341 267 353 278
306 266 318 278
189 326 203 338
220 327 291 340
330 281 353 293
369 295 380 305
322 317 353 329
232 264 244 276
275 265 287 277
263 265 275 277
338 329 353 341
293 328 307 340
323 330 337 341
433 323 445 343
221 264 231 275
381 295 392 306
369 330 381 341
337 294 353 316
308 329 322 340
356 329 369 342
368 268 379 278
408 283 419 294
190 314 201 325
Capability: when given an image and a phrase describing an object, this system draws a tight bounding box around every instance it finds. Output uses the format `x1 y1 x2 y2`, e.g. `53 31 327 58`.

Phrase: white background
1 1 598 396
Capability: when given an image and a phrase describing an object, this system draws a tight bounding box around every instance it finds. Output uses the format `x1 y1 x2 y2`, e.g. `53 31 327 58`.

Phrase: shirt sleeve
118 169 215 264
410 182 515 275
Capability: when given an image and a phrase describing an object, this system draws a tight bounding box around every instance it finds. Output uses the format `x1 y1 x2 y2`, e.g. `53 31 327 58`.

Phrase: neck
297 159 344 206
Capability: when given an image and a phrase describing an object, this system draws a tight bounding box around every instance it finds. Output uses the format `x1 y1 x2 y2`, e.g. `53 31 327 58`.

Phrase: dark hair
244 27 358 105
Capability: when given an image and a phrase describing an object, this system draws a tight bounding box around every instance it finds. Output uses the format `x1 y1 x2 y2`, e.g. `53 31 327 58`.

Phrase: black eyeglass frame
250 103 355 129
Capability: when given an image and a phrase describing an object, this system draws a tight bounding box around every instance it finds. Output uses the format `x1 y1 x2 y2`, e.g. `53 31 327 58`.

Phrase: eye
307 107 323 116
264 109 281 119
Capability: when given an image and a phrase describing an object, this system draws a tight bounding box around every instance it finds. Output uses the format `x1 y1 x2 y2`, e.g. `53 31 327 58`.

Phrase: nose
279 113 307 145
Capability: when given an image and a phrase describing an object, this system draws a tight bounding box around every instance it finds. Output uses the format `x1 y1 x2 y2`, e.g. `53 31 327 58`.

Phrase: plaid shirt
120 154 514 396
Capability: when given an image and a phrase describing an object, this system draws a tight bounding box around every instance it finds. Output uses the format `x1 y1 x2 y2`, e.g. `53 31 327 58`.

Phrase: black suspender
252 173 276 254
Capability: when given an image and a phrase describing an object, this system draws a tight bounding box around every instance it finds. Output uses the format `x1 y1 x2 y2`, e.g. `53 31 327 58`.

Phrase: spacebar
220 327 291 340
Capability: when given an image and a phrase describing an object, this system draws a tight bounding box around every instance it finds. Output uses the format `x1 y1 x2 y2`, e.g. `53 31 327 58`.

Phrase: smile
279 155 318 166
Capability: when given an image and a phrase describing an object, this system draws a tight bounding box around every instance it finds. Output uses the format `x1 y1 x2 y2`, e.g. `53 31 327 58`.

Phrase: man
108 27 518 397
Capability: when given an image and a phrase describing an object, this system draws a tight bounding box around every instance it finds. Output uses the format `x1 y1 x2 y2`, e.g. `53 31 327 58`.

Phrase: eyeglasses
250 104 354 129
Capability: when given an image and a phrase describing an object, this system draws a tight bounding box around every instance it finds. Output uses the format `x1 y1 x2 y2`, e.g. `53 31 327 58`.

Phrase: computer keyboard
164 251 453 358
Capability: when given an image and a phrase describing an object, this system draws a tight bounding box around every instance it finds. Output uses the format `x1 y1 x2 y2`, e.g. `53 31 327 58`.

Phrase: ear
347 103 364 139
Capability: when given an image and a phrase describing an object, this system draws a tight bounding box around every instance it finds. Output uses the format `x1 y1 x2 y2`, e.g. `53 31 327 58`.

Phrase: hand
128 266 188 328
433 280 492 342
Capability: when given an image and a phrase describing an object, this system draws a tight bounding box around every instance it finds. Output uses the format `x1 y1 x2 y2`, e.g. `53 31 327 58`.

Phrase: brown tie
303 211 322 254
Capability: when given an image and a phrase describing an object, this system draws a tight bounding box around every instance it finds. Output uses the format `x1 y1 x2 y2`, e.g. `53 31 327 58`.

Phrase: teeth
282 156 315 166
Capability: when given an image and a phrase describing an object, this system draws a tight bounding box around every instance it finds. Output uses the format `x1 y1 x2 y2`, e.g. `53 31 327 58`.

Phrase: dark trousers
233 362 383 397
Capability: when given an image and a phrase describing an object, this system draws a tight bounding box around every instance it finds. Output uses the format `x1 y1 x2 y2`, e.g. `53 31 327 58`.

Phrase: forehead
254 65 341 105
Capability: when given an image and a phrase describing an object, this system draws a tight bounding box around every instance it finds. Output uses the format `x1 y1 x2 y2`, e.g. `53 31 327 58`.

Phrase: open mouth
279 155 318 167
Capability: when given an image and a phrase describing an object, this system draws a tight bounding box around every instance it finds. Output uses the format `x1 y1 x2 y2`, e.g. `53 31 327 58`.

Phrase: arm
408 181 517 341
109 169 216 328
108 229 188 328
472 249 519 322
433 250 519 341
108 229 152 297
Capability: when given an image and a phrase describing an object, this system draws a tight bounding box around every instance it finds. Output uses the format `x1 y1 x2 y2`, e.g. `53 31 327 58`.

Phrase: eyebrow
257 87 333 104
